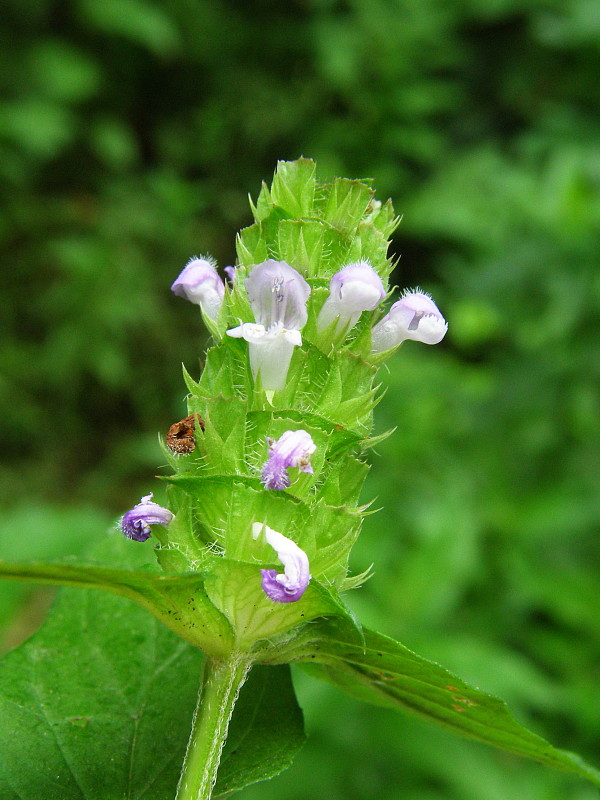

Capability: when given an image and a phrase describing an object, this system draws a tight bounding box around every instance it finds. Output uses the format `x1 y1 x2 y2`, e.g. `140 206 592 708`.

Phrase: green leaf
368 198 401 238
346 221 393 278
0 584 201 800
236 222 269 266
0 583 305 798
299 626 600 788
197 340 251 400
164 475 361 584
214 665 306 797
199 396 249 474
315 455 370 507
0 537 235 657
250 181 272 223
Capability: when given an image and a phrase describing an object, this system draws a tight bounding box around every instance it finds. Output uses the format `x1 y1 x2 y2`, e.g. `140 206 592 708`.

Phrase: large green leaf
0 585 201 800
0 546 235 657
0 579 305 798
297 626 600 788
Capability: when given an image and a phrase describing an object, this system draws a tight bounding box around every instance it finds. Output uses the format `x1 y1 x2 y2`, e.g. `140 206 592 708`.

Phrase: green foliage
0 586 200 800
299 627 600 787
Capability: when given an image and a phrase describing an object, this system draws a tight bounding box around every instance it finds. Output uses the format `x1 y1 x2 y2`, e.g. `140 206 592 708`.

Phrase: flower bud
120 494 174 542
252 522 311 603
371 290 448 352
171 257 225 320
245 260 310 331
261 430 316 490
224 266 237 283
317 262 385 341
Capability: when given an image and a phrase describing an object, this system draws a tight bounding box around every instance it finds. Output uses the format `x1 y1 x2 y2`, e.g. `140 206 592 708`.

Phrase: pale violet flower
261 429 316 490
252 522 311 603
120 494 174 542
245 259 310 330
227 260 310 391
171 257 225 320
317 261 385 341
371 290 448 353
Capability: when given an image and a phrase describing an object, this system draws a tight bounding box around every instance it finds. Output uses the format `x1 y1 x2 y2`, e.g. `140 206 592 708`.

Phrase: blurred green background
1 0 599 798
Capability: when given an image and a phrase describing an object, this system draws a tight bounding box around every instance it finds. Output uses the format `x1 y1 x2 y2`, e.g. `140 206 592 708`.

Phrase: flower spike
120 494 174 542
252 522 311 603
371 290 448 352
171 257 225 320
261 430 316 490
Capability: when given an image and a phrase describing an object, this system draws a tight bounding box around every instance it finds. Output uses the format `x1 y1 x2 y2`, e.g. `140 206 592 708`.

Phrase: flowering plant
0 160 597 799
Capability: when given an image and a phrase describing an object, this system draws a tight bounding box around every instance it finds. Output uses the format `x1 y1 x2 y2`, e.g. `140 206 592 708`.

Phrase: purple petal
120 494 174 542
261 569 306 603
260 430 316 490
245 260 310 330
329 262 386 311
261 454 291 490
317 261 385 339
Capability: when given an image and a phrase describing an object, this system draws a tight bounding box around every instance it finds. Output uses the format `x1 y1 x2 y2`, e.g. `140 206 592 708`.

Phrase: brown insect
166 414 205 455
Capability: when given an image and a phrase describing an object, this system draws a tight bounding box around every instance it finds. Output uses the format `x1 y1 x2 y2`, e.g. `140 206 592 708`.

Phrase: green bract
0 160 598 798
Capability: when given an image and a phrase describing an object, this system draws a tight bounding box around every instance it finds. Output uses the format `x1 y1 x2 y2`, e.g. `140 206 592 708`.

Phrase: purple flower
317 262 386 341
261 430 317 490
252 523 311 603
371 290 448 352
120 494 174 542
171 257 225 320
227 260 310 391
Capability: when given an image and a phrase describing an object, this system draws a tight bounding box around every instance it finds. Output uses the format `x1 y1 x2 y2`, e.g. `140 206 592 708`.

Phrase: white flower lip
227 322 302 391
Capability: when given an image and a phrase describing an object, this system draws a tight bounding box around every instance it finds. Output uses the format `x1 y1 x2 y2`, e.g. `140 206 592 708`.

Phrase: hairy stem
176 655 252 800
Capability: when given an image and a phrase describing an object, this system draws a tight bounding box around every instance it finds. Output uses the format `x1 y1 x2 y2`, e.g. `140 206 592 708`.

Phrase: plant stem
176 655 251 800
